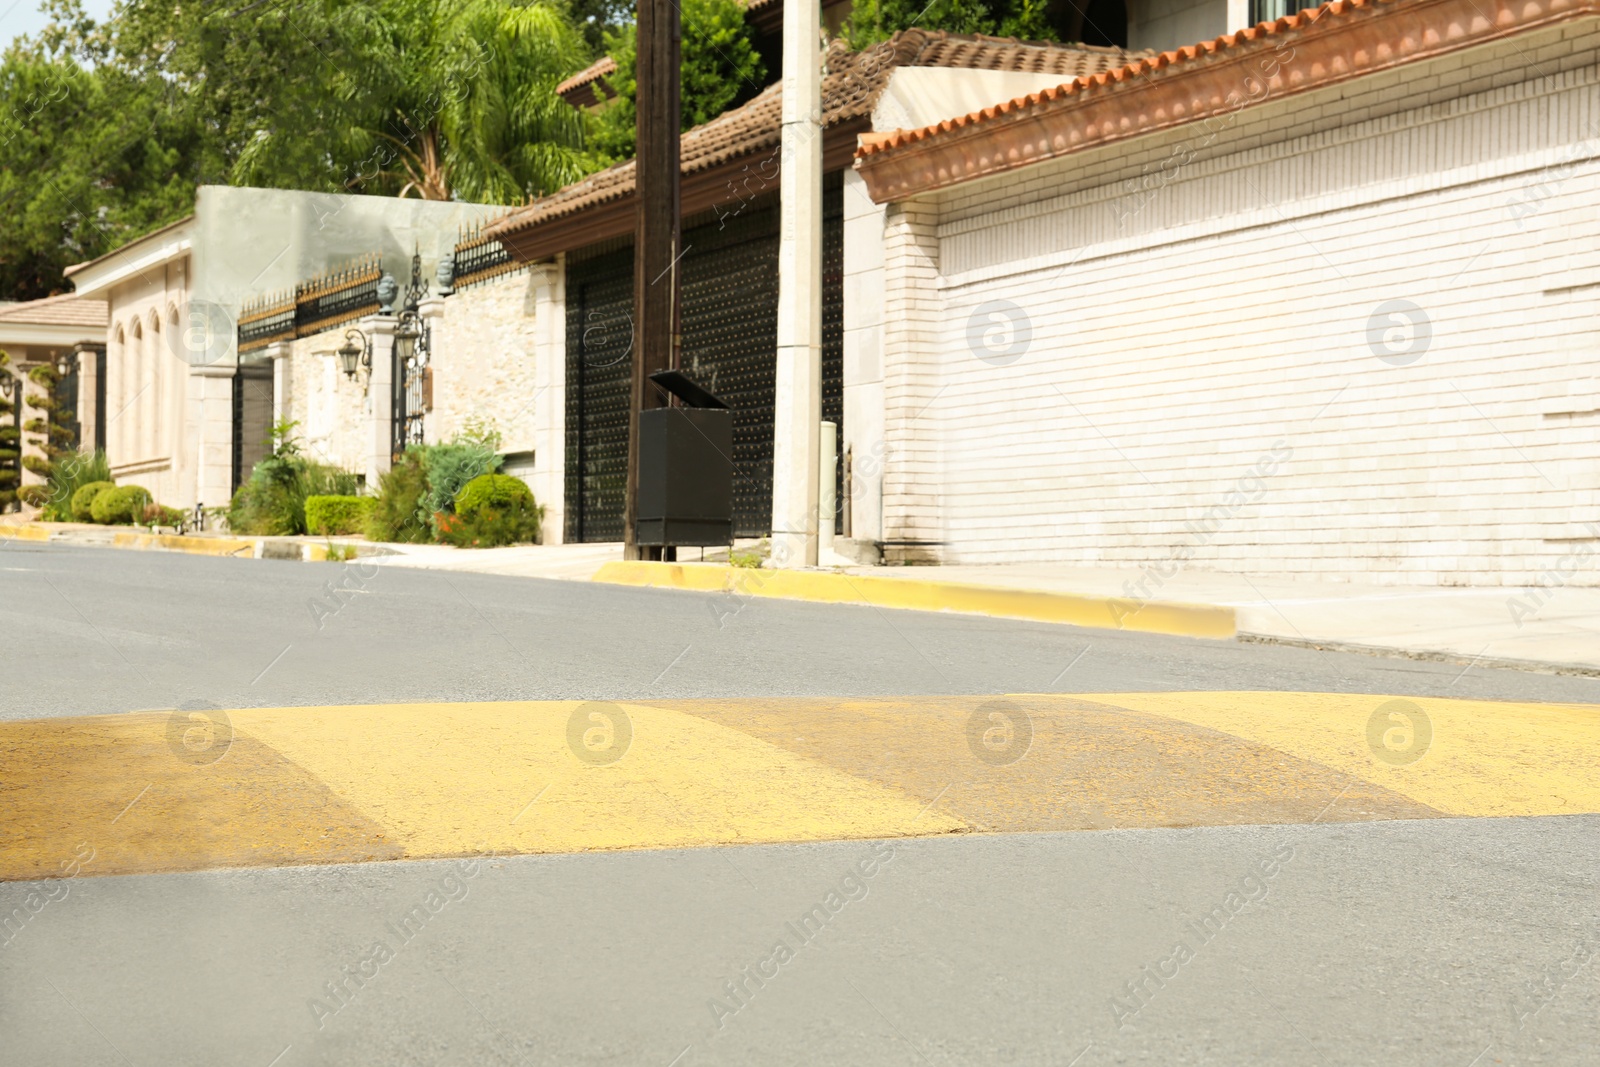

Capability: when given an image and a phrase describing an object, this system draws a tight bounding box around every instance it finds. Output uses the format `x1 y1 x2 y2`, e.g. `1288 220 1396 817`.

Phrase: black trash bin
636 369 732 547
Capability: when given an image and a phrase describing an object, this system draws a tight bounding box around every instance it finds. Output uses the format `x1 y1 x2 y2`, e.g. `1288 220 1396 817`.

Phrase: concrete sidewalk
389 546 1600 674
832 564 1600 674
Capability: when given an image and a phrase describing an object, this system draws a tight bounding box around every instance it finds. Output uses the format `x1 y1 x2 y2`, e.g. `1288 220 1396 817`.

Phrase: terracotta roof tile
0 292 109 329
557 55 617 98
492 30 1148 239
856 0 1355 157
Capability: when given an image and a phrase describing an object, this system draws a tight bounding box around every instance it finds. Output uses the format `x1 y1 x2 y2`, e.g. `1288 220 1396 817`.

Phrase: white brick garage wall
882 23 1600 586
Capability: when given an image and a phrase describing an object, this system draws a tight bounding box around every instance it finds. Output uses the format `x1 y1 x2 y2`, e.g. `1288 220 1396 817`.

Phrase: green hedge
71 480 116 521
454 474 534 519
305 495 373 536
91 484 151 524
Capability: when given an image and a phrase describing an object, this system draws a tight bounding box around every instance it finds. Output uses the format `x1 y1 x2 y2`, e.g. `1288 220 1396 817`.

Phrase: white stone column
191 364 236 511
880 200 944 564
530 260 565 544
265 342 292 426
416 298 446 446
74 345 100 454
841 169 887 545
364 315 398 487
769 0 823 568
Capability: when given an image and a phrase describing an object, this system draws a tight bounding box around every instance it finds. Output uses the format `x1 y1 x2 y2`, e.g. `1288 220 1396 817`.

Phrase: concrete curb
1 523 365 562
591 560 1237 639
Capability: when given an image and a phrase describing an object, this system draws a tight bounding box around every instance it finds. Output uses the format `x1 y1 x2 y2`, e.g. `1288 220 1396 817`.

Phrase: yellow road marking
592 561 1237 639
0 714 399 881
229 701 965 857
1080 692 1600 818
673 695 1443 832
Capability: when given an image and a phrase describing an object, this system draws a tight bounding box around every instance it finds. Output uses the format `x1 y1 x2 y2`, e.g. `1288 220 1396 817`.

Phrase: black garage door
565 175 843 543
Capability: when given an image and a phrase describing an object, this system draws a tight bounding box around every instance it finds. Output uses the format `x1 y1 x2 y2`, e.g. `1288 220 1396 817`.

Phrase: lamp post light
53 351 75 378
337 328 371 383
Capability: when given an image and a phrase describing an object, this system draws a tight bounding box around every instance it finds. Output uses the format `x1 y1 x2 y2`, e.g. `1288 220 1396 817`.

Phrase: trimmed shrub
91 485 152 524
364 449 431 543
71 480 116 521
437 498 542 548
305 495 373 536
228 421 359 536
43 452 112 521
419 441 503 527
454 473 534 519
439 475 541 548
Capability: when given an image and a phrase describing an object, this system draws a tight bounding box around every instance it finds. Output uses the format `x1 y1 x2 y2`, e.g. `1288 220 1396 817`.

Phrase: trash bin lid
648 368 728 410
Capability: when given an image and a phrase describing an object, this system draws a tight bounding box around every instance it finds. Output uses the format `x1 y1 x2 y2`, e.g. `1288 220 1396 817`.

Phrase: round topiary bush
453 474 534 520
71 480 116 522
91 484 152 525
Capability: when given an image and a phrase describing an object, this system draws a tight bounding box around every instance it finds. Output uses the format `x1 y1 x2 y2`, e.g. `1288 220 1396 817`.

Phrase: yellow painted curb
111 530 258 557
0 524 53 542
592 560 1236 639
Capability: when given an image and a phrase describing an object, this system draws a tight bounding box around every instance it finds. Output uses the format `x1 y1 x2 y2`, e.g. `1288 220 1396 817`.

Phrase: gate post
364 314 398 488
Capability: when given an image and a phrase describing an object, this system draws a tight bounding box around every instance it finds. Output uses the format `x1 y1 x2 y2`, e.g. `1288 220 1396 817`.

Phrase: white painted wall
879 24 1600 585
1127 0 1232 54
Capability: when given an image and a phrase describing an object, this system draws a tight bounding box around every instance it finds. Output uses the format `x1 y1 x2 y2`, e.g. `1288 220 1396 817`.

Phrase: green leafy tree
0 41 196 300
586 0 765 165
567 0 632 55
844 0 1055 48
232 0 592 202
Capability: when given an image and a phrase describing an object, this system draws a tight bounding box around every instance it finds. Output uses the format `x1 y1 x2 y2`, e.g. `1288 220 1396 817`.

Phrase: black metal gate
563 175 844 544
565 242 635 543
230 361 274 493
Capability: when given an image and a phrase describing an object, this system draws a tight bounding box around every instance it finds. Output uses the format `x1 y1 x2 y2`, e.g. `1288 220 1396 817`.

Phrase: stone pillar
364 315 398 487
841 169 887 545
191 364 236 512
265 342 292 425
530 260 565 544
769 0 823 568
880 200 944 564
417 298 446 446
75 344 101 454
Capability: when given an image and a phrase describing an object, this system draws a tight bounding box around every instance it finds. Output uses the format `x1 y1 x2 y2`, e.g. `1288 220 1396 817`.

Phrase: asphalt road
3 543 1600 720
3 545 1598 1066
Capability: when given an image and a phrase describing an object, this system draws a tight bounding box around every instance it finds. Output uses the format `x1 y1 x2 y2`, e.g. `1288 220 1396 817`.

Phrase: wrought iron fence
453 222 520 289
237 255 382 354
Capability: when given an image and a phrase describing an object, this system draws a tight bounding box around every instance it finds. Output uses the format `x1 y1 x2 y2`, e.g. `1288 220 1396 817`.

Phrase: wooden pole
625 0 682 561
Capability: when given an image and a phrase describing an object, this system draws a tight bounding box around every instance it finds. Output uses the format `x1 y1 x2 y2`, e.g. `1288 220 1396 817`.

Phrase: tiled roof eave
853 0 1600 202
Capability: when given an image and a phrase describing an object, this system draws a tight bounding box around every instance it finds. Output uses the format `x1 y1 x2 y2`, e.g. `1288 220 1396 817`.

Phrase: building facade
852 0 1600 582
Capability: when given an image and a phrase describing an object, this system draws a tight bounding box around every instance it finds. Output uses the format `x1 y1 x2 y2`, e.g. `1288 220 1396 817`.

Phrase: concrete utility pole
625 0 682 561
769 0 823 568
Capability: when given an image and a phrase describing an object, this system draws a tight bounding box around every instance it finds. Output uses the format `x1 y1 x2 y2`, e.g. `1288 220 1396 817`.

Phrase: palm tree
375 0 591 202
232 0 591 204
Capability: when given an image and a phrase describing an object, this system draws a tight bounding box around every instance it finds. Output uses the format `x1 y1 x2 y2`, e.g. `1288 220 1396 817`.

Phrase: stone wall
429 268 539 454
275 330 368 480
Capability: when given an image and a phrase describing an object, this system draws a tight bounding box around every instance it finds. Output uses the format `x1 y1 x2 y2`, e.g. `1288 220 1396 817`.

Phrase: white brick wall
877 25 1600 584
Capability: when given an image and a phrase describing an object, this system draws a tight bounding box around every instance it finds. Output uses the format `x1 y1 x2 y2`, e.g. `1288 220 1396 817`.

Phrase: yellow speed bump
592 561 1236 639
1081 691 1600 818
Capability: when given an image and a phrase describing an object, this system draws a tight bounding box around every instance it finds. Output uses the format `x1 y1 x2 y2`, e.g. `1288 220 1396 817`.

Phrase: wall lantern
337 328 371 381
53 351 76 378
394 314 422 366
